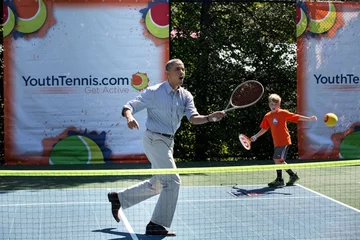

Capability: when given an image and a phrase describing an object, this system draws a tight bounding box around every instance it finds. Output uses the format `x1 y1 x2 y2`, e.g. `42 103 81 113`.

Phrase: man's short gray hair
165 59 183 71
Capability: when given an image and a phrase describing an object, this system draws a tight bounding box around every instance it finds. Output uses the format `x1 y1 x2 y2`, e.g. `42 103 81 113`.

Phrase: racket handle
223 108 235 112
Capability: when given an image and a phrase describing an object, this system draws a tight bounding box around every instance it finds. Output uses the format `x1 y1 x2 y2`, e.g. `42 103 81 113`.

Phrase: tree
171 1 297 161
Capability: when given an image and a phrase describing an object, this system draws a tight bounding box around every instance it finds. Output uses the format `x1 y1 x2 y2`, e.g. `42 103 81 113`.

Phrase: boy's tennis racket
224 80 264 112
239 134 251 150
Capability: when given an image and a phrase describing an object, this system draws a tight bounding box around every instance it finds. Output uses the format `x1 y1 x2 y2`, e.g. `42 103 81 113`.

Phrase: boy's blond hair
268 94 281 104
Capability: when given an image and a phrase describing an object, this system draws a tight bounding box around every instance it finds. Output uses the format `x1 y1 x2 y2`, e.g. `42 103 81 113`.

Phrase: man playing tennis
108 59 225 236
250 94 317 188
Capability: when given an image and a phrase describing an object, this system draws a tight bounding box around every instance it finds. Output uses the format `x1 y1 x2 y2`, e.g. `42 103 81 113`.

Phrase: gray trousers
118 130 181 227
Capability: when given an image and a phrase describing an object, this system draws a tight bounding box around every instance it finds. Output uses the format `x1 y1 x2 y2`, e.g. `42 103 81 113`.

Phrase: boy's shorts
273 145 290 160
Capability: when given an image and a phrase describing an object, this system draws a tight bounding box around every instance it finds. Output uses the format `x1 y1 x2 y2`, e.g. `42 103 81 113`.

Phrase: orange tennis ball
324 113 338 127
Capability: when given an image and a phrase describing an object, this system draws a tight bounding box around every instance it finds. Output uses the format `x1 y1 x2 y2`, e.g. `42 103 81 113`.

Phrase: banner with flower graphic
297 2 360 160
2 0 169 165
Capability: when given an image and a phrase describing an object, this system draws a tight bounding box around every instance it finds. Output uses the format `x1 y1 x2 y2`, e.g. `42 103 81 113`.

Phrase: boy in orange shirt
250 94 317 188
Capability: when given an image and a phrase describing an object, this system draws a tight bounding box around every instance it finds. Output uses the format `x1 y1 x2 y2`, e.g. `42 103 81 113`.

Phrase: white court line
0 196 323 207
119 208 139 240
297 184 360 213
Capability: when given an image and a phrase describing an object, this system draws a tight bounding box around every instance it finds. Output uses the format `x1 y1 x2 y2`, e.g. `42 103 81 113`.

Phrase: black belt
147 130 174 139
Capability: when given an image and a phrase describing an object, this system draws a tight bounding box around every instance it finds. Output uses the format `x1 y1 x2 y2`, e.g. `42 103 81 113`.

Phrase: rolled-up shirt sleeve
185 92 199 120
122 88 153 116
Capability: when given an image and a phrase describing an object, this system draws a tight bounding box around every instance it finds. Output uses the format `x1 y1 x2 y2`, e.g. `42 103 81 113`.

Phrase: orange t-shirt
260 109 300 147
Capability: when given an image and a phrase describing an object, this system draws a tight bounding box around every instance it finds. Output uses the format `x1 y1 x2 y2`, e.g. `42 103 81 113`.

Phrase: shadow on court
230 186 292 196
93 228 166 240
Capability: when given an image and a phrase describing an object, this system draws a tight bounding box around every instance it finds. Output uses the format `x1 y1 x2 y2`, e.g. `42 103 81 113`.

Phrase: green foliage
171 2 298 161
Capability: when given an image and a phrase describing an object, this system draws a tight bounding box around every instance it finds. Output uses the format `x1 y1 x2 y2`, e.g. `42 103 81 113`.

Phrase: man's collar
164 80 181 94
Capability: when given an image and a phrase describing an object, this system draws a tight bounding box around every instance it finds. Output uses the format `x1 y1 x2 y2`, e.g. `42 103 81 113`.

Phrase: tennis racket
239 134 251 150
224 80 264 112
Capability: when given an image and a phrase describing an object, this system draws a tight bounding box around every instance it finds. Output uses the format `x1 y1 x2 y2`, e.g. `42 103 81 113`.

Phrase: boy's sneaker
286 174 300 186
268 178 285 188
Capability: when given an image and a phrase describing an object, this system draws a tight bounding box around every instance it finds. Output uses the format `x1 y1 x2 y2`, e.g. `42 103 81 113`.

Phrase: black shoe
268 178 285 188
145 221 176 236
286 174 300 186
107 192 121 222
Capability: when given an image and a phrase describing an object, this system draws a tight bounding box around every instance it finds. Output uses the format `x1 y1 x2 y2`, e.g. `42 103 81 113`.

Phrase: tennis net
1 159 359 240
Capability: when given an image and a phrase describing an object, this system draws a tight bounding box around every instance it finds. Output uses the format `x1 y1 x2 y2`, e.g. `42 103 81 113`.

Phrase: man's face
167 61 185 88
269 101 280 112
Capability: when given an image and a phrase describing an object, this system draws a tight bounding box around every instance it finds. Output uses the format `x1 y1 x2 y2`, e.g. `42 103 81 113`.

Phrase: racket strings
231 82 263 107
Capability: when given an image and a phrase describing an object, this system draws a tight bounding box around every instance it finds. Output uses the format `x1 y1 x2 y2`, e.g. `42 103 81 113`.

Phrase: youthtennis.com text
22 75 129 86
314 74 360 84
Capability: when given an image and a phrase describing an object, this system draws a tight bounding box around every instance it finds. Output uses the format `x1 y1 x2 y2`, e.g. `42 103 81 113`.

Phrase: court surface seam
0 196 325 207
